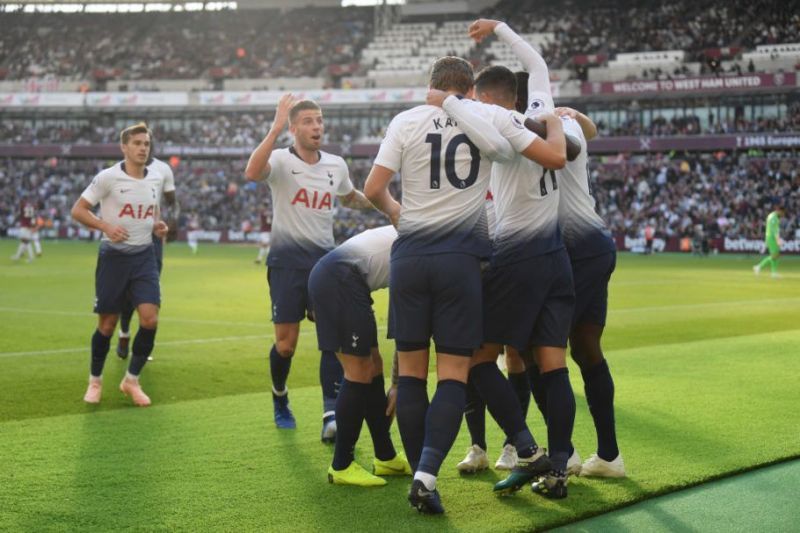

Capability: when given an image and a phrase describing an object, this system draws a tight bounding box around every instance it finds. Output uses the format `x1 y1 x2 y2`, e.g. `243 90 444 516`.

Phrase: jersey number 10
425 133 481 190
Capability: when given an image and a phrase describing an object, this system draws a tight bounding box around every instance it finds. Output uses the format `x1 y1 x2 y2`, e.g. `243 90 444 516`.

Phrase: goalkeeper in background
753 203 785 278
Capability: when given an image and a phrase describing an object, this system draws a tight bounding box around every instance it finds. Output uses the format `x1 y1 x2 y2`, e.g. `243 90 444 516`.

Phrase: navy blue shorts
267 266 313 324
308 261 377 357
94 246 160 314
483 249 575 351
390 253 482 356
571 251 615 328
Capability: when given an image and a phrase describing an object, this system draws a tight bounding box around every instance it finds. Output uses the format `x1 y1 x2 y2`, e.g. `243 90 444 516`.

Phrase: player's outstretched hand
554 107 579 119
426 88 449 108
468 18 499 42
153 221 169 239
105 224 129 243
272 93 298 132
385 385 397 423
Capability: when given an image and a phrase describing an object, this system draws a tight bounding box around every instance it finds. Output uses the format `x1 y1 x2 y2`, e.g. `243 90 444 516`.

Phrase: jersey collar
289 146 321 165
121 161 148 178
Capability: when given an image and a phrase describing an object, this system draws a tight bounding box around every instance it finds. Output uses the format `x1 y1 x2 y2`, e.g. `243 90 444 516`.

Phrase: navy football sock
541 368 576 472
582 359 619 461
119 299 134 335
269 344 292 394
396 376 429 472
417 380 466 477
464 377 487 451
528 363 548 423
128 326 156 376
363 375 396 461
320 350 343 415
508 370 531 419
331 379 367 470
470 362 536 458
90 329 112 377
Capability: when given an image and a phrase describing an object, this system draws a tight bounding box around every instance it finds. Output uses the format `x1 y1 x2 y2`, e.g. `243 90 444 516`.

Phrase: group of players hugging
71 19 624 514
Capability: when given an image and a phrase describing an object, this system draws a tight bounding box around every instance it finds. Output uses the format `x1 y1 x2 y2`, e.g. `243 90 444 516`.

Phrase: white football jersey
148 158 176 200
489 133 563 265
81 162 167 253
375 101 536 259
266 147 354 269
557 118 615 259
324 225 397 291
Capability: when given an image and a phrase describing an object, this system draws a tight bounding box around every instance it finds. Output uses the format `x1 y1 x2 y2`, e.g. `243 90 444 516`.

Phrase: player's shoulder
95 162 123 181
319 150 347 166
148 157 173 176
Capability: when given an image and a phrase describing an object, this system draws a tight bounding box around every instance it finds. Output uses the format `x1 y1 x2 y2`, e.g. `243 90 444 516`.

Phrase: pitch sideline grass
1 240 798 531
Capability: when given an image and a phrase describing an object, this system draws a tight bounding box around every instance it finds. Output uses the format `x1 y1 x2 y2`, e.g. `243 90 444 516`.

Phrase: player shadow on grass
270 426 463 529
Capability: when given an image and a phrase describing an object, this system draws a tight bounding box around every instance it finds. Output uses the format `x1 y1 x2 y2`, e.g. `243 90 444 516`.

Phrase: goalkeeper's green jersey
765 211 780 242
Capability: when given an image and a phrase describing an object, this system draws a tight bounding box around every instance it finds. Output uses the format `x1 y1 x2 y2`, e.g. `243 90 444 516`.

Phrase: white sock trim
119 331 130 339
322 410 335 419
124 371 139 382
414 471 437 491
272 386 288 396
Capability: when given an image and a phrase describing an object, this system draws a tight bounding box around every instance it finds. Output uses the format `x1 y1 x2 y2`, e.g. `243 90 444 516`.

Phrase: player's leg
84 247 130 403
411 255 486 513
84 313 119 403
117 296 134 359
456 377 490 473
529 250 577 498
569 251 624 477
496 346 531 470
768 241 781 277
32 231 42 256
139 237 164 362
271 322 299 427
364 347 410 476
327 352 385 486
267 267 307 428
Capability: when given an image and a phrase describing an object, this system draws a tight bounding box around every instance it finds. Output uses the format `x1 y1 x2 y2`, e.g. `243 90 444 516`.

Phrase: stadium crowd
2 152 796 245
3 102 799 147
1 0 798 82
0 7 372 81
484 0 800 68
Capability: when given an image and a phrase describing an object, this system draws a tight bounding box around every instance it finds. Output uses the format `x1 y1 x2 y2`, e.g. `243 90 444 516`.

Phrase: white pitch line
0 334 273 358
0 306 265 328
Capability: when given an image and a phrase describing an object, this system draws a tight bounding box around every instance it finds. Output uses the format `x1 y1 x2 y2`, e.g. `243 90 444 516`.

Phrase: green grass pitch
1 239 798 532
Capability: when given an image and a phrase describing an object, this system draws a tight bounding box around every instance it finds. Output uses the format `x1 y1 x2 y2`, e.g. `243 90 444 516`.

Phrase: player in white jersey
364 56 565 514
245 94 374 438
553 106 624 478
308 225 412 487
71 123 169 407
463 19 580 498
430 62 575 497
116 153 178 361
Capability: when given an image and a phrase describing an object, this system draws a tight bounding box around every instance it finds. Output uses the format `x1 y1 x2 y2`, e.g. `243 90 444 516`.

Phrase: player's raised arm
555 106 598 141
427 89 515 163
245 93 297 182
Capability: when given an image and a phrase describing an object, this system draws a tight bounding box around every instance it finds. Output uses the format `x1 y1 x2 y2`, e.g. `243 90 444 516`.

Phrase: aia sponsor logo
290 188 332 210
118 204 156 219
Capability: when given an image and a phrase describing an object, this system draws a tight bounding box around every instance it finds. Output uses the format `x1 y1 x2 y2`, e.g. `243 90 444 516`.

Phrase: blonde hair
120 122 151 145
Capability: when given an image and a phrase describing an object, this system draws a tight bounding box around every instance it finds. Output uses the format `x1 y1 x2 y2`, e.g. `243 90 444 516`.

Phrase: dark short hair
120 122 151 145
429 56 474 95
290 100 322 123
514 71 529 113
475 65 517 103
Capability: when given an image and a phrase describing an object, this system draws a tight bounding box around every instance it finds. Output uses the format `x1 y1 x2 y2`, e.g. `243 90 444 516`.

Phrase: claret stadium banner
582 72 797 96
